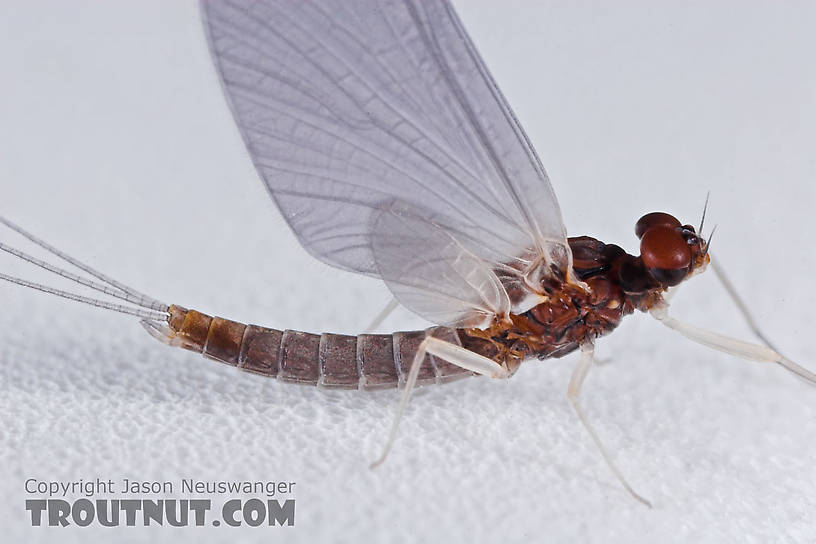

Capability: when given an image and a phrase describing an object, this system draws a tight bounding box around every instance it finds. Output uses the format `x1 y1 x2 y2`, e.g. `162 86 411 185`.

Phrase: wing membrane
370 204 511 328
202 0 569 324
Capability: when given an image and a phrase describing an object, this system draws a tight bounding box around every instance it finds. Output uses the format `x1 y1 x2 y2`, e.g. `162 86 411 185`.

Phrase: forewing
202 0 569 324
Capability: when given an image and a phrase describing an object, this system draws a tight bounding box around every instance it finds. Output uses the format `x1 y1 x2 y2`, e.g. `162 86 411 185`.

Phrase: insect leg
364 298 399 333
424 336 510 379
370 337 429 469
650 303 816 385
370 337 509 468
568 341 653 508
708 255 781 352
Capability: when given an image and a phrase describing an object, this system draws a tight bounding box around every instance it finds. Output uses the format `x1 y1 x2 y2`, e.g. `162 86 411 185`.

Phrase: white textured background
1 1 815 542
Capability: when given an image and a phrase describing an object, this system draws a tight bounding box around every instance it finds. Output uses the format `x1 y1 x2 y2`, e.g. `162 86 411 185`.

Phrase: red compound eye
635 212 681 239
640 225 691 286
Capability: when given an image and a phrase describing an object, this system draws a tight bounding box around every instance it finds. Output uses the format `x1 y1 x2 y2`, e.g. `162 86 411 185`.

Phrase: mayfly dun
1 0 811 507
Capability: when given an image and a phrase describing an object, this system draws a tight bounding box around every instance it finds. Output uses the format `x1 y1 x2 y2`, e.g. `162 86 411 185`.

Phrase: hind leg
370 336 509 468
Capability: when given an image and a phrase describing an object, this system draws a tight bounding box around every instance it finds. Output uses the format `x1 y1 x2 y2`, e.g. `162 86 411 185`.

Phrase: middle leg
568 341 652 507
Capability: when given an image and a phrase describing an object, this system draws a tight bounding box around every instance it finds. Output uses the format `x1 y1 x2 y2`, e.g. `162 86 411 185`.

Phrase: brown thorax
464 212 711 367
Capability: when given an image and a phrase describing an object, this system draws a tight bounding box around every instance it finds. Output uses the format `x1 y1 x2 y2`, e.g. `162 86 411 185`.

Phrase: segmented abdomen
165 306 474 390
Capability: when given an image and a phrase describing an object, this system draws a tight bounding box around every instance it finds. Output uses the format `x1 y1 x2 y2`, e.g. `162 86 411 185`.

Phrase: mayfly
1 0 811 507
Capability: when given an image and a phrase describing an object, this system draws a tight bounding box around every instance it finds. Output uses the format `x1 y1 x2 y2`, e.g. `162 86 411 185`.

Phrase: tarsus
709 256 780 354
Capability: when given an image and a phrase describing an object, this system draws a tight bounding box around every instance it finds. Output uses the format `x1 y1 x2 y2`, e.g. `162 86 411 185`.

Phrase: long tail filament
0 216 168 321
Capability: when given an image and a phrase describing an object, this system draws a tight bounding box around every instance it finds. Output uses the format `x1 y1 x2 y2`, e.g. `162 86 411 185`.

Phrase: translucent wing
202 0 570 325
370 203 511 328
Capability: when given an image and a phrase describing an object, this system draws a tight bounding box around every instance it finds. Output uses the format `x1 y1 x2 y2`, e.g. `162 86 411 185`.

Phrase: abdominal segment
160 305 477 390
